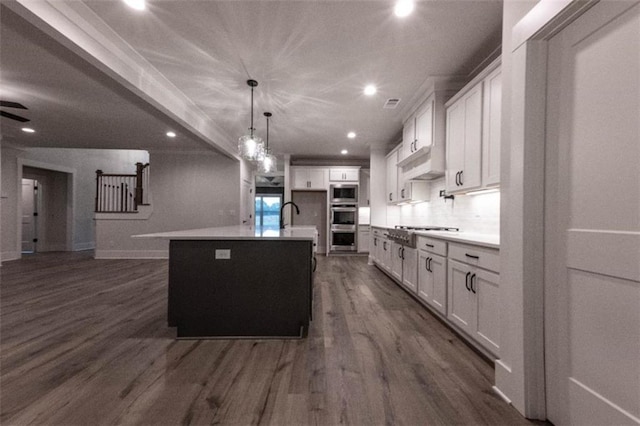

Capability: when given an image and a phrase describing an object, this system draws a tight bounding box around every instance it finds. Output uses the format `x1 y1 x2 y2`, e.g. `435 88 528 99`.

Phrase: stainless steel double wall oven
329 184 358 252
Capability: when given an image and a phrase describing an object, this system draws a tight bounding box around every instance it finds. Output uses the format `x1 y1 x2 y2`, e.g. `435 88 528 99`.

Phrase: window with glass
254 195 281 227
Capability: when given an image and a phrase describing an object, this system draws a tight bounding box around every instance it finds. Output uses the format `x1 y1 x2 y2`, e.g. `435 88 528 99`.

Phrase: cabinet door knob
428 257 432 272
459 170 464 185
455 171 460 186
425 257 429 270
465 271 471 291
465 253 479 260
470 274 477 294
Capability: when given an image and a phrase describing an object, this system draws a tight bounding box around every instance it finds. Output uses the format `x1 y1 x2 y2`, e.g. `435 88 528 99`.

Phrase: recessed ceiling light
21 127 35 133
166 131 176 138
341 149 348 155
123 0 146 11
394 0 414 17
347 132 356 139
364 85 377 96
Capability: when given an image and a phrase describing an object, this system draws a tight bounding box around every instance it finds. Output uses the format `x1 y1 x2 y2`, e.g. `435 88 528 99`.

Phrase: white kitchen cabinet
482 67 502 187
359 170 370 207
401 246 418 293
380 237 392 273
329 168 359 182
397 180 430 203
445 84 483 193
390 242 418 293
358 225 370 253
403 100 433 159
391 242 403 282
447 242 500 356
445 59 501 194
417 236 447 315
385 147 400 204
291 167 328 190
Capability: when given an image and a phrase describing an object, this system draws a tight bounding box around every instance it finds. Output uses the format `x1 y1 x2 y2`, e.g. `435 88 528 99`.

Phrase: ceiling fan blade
0 100 28 109
0 110 31 122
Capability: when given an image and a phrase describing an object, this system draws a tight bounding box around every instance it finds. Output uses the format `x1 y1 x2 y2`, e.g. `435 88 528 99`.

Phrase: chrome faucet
280 201 300 229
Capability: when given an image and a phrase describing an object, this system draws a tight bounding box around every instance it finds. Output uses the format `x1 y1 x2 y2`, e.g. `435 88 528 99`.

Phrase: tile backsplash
386 177 500 234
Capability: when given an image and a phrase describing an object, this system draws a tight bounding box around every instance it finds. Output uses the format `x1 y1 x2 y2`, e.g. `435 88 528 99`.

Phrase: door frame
496 0 601 419
16 159 75 256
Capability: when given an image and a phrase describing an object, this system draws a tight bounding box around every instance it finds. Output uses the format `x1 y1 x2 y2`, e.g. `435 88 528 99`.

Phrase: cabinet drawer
417 236 447 257
372 227 388 237
448 242 499 273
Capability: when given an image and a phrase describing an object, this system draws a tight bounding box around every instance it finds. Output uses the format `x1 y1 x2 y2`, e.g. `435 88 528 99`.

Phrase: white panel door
545 2 640 425
402 246 418 293
21 179 37 253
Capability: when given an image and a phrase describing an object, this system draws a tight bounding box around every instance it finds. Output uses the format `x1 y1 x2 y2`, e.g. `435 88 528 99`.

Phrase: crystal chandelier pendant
258 111 277 173
260 151 277 173
238 79 265 161
238 134 264 161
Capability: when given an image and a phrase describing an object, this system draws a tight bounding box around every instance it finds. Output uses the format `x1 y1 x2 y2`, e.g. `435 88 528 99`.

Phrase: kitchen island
134 225 317 339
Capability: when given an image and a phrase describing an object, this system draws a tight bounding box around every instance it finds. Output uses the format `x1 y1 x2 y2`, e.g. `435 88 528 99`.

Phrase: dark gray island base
168 239 313 338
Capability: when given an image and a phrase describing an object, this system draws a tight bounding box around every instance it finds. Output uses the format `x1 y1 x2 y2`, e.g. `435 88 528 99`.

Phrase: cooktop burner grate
394 225 459 232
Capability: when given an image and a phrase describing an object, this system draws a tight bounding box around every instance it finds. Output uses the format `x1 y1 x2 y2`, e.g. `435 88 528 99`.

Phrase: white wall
1 146 148 262
386 177 500 234
94 150 240 258
496 0 540 417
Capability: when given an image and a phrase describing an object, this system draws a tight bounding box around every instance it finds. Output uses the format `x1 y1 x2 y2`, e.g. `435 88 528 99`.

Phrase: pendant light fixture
259 112 277 173
238 79 264 161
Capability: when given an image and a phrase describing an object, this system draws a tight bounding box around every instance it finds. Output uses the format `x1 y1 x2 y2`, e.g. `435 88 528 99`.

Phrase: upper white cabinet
404 100 433 158
445 59 502 194
329 168 359 182
482 67 502 187
398 85 455 181
359 169 370 207
386 146 401 204
291 167 328 190
445 84 483 193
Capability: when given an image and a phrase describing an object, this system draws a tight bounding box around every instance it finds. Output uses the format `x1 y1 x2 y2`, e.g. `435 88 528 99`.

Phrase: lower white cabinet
417 236 448 315
447 257 500 356
358 226 370 253
371 229 500 358
401 246 418 293
391 242 403 282
418 251 447 315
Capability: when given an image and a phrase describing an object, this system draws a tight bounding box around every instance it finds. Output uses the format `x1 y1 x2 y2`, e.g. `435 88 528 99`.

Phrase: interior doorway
21 179 39 253
291 191 327 253
22 166 71 253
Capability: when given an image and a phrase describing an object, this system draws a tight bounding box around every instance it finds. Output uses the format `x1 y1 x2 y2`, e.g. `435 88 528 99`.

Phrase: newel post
135 163 144 207
95 170 103 212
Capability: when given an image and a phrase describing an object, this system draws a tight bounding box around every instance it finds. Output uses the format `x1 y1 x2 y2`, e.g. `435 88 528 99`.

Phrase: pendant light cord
250 85 254 138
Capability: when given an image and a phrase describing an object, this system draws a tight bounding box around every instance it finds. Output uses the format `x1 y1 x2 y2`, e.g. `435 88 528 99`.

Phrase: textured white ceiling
1 0 502 160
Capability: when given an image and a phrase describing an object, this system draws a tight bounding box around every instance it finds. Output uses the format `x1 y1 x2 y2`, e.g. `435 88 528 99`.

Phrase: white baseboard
94 205 153 221
94 249 168 259
1 251 20 263
73 242 95 252
492 385 512 405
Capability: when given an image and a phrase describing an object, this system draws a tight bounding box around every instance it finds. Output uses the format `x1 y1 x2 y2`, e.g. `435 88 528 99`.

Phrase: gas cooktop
387 225 459 247
394 225 459 232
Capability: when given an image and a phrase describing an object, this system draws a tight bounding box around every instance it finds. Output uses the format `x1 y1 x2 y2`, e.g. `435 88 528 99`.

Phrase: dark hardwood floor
1 251 536 425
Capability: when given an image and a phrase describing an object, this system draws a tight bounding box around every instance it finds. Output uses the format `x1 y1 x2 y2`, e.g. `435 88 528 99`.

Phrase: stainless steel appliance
329 204 358 252
330 205 357 226
386 225 459 248
330 184 358 204
330 227 357 251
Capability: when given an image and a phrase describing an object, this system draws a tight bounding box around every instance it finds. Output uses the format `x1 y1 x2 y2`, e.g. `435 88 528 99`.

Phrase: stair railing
95 163 150 212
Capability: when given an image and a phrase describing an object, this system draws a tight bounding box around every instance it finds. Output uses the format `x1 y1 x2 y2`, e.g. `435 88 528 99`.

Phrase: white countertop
413 230 499 249
371 225 499 249
133 225 317 241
